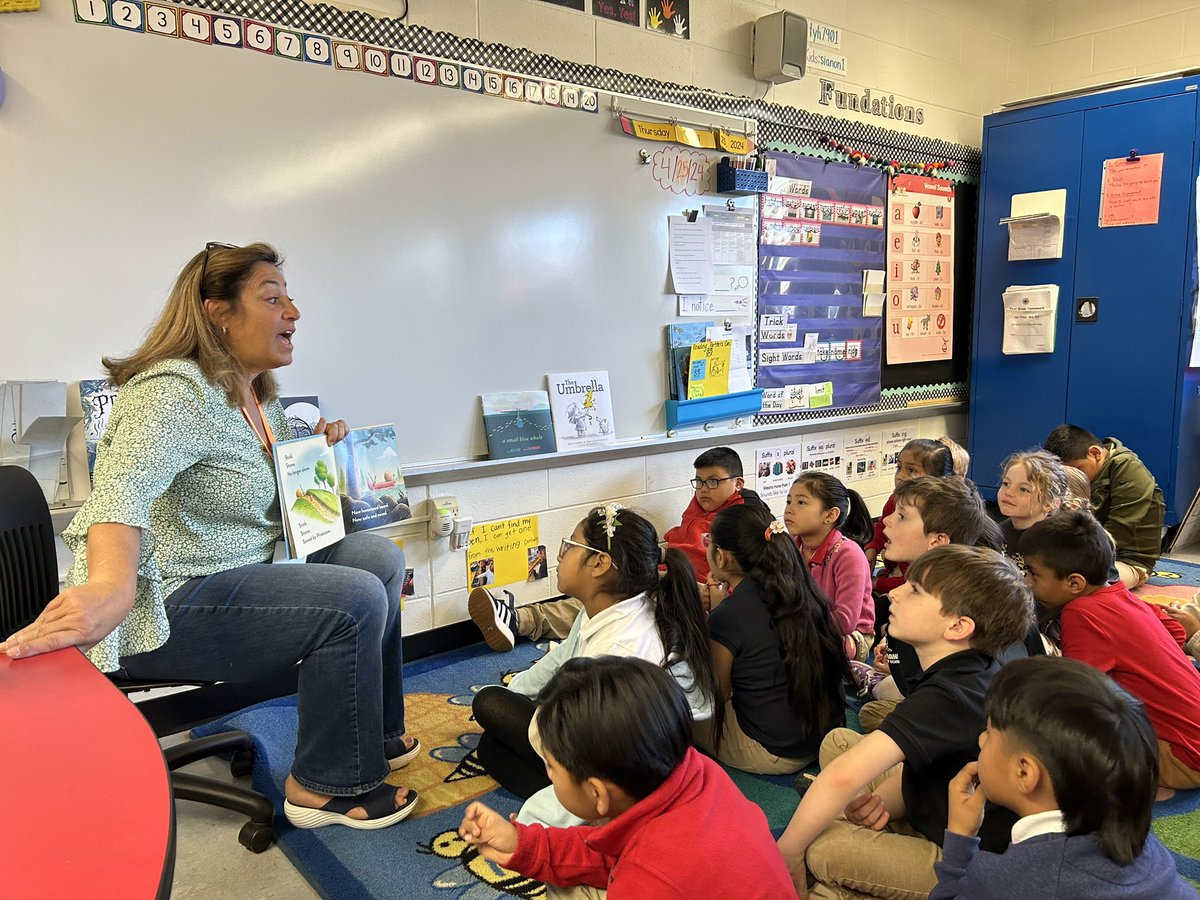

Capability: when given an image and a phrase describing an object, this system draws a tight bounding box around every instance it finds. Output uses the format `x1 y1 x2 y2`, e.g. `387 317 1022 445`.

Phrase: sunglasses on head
199 241 239 293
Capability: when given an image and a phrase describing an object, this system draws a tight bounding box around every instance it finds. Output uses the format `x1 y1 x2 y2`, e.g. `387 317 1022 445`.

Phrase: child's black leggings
472 685 552 798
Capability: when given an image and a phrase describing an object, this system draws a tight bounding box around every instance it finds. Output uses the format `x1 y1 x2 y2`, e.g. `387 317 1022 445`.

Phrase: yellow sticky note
687 340 733 399
0 0 40 10
467 515 540 588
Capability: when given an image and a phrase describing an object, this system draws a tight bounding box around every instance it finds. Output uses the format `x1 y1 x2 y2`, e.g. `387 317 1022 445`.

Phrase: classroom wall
347 0 1032 148
393 411 968 634
39 1 978 635
1028 0 1200 96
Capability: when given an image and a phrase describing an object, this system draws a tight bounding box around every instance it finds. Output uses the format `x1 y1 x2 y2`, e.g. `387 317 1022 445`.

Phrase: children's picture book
272 433 346 559
280 395 321 438
78 379 118 474
333 424 412 533
547 371 616 450
481 392 557 459
666 321 712 401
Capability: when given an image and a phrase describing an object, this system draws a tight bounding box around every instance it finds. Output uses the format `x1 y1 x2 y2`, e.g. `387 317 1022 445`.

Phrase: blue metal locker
969 77 1200 524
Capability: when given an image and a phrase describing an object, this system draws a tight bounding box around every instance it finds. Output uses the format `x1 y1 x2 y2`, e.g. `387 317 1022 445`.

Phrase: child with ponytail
694 503 852 775
472 505 720 819
785 471 875 661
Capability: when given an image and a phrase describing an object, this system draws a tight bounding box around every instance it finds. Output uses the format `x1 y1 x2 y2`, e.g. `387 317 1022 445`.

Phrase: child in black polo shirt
776 545 1035 899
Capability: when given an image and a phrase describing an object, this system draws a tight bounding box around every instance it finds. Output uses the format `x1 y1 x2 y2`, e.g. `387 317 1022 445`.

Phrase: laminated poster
467 515 544 589
886 174 954 364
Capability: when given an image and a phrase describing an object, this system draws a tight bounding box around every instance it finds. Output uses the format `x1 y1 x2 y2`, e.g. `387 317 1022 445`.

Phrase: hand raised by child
946 762 987 837
459 801 518 866
844 791 890 831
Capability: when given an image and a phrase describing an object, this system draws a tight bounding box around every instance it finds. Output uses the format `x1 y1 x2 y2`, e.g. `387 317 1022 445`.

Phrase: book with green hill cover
272 433 346 559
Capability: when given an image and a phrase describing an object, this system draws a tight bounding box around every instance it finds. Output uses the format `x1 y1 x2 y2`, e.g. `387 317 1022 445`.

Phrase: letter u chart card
273 433 346 559
547 371 616 450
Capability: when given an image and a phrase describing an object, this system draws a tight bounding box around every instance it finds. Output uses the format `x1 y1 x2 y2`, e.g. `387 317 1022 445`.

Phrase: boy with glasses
469 447 768 651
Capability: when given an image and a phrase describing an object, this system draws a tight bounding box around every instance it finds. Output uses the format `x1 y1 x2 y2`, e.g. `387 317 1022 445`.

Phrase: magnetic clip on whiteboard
682 209 698 223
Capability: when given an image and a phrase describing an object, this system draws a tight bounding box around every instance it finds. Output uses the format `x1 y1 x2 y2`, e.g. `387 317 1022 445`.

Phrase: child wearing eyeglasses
472 505 721 827
468 446 768 652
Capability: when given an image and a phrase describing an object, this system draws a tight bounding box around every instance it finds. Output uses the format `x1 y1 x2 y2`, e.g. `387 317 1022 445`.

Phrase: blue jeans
120 532 406 796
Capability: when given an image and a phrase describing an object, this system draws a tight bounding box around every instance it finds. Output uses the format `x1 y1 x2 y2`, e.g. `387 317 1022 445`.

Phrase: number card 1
333 42 362 71
145 3 178 36
275 30 302 60
180 9 212 44
74 0 109 25
109 0 144 32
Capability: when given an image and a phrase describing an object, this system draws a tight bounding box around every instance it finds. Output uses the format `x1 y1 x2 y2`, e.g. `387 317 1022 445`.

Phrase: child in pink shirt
785 471 874 661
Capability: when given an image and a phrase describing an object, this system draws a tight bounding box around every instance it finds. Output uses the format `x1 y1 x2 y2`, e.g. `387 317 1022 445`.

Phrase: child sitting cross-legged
995 449 1069 572
930 655 1195 899
785 472 875 661
459 655 798 900
693 504 853 775
468 447 768 650
775 544 1035 899
1021 511 1200 800
471 505 719 820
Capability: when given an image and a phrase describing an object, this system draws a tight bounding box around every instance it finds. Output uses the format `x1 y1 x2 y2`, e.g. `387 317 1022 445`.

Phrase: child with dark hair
1043 424 1164 589
459 656 796 899
784 471 875 661
1022 511 1200 800
468 446 767 651
471 505 720 819
930 656 1193 899
865 437 963 641
776 545 1035 898
694 504 853 774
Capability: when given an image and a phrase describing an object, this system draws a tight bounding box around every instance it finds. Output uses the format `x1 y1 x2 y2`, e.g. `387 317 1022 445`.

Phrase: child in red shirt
1023 511 1200 799
459 656 796 899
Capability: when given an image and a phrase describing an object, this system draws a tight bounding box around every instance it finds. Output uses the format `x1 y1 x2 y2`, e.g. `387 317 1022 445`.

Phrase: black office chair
0 465 277 852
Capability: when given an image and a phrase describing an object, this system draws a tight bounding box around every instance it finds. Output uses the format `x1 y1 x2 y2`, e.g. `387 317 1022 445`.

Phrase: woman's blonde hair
937 436 970 477
1000 449 1069 513
103 242 284 407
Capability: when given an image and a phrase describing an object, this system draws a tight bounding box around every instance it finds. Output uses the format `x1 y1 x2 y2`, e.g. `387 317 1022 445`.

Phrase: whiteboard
0 4 746 465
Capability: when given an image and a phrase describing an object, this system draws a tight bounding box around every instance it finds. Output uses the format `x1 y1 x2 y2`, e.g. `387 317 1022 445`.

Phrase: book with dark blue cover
481 391 557 459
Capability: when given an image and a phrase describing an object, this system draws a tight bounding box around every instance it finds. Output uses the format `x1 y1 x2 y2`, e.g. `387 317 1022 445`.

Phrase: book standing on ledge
481 391 557 459
547 370 616 451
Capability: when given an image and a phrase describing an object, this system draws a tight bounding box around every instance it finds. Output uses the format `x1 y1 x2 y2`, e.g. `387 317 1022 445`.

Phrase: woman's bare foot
284 774 410 820
1155 786 1176 802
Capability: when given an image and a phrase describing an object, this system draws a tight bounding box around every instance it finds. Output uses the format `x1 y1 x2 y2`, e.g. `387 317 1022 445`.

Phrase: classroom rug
193 559 1200 899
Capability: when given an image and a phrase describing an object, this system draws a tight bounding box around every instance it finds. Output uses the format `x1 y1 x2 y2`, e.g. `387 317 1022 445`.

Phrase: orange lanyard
240 389 276 455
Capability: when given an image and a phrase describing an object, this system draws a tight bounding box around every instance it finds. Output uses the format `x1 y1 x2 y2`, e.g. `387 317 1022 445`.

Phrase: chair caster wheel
230 749 254 777
239 821 275 853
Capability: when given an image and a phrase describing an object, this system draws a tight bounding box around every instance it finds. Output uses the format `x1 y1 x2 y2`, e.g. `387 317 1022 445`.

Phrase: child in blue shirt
931 655 1193 899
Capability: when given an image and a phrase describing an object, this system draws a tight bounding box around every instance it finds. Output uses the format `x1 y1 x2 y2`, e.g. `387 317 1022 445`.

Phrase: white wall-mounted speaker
752 11 807 83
